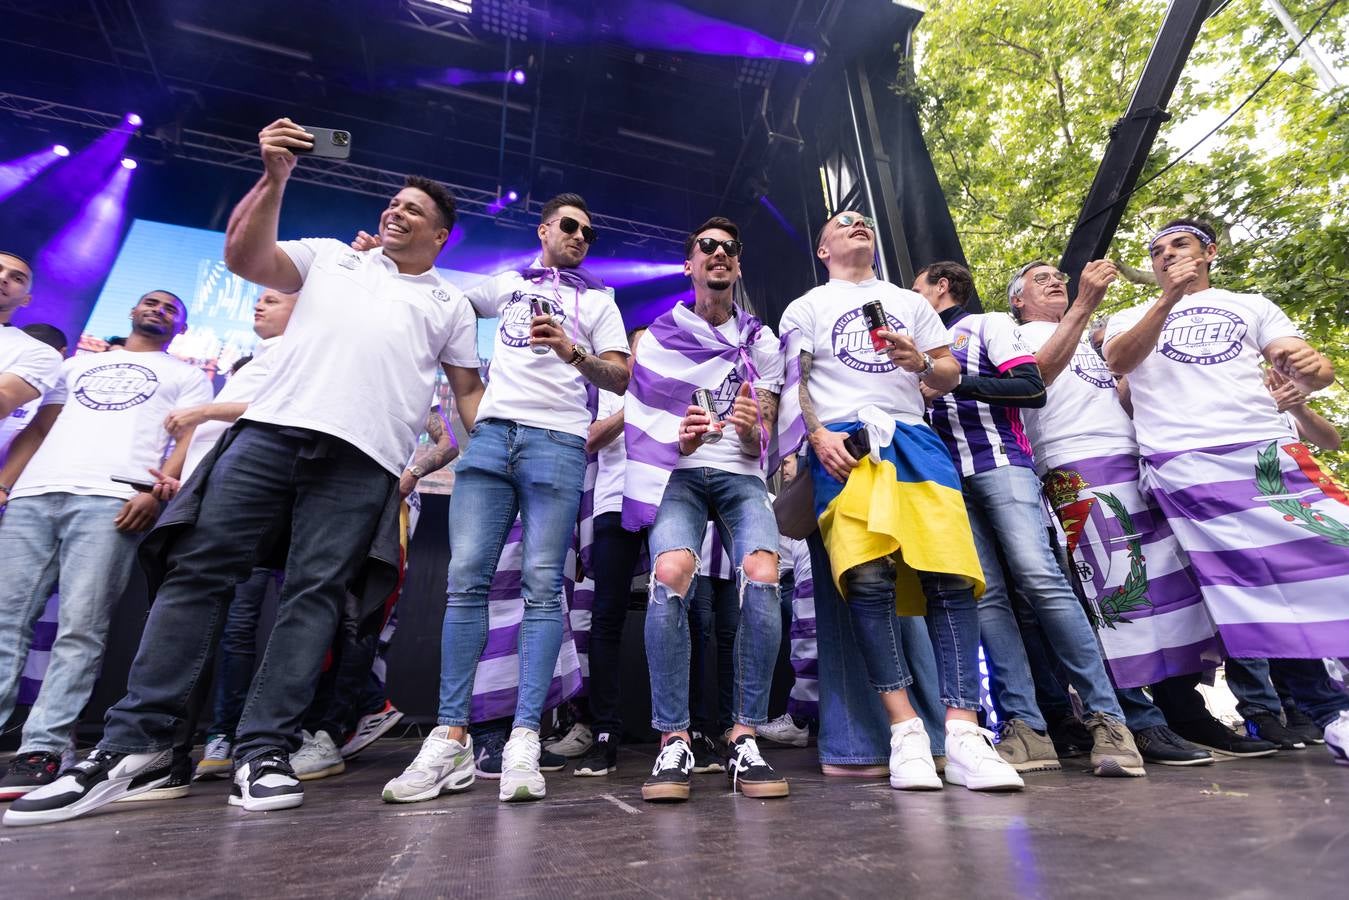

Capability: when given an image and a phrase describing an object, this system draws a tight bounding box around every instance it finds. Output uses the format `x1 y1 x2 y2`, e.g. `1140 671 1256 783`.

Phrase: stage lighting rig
410 0 473 15
479 0 530 41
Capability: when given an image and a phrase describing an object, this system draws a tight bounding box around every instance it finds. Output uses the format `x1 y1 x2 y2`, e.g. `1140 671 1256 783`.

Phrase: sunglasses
1030 270 1070 286
694 237 743 257
545 216 597 245
835 213 876 231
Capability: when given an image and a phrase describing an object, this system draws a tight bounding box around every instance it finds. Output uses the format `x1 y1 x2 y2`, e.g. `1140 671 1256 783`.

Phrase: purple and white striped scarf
621 301 776 530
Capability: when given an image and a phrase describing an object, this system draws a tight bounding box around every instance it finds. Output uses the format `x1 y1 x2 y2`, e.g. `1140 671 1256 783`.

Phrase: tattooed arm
575 350 631 394
400 407 459 497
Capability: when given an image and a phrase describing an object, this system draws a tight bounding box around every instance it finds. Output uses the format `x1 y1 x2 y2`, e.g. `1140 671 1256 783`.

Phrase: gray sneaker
994 718 1062 772
1084 712 1146 777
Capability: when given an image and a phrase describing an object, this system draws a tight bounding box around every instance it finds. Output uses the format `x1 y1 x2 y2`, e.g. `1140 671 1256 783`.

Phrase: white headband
1149 225 1213 251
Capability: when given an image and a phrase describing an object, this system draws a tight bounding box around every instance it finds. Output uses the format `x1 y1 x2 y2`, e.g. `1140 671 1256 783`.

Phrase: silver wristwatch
918 352 935 380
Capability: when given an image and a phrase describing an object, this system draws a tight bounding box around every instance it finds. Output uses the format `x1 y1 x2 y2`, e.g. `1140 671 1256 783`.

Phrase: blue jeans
436 419 586 733
0 493 140 754
208 568 277 739
1227 657 1349 727
808 532 946 762
645 467 780 733
689 574 738 735
968 465 1124 731
100 423 394 765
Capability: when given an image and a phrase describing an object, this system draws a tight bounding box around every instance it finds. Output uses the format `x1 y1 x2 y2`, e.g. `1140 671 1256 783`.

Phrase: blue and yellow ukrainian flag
810 421 985 615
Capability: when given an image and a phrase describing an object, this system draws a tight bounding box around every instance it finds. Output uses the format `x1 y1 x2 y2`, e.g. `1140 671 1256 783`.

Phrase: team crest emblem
952 334 970 352
338 253 361 270
431 288 450 302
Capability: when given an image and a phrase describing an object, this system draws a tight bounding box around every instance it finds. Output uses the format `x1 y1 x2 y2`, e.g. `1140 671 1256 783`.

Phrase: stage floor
2 740 1346 899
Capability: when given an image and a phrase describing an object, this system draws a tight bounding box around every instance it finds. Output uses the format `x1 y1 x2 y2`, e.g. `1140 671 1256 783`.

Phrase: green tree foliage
906 0 1348 473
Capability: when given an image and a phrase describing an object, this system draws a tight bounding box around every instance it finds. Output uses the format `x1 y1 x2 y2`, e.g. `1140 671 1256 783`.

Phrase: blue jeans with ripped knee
645 467 780 733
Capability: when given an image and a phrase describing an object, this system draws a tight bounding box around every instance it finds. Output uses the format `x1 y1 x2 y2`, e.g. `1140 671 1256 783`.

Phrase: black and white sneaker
114 752 193 803
3 749 174 827
230 753 303 812
641 736 693 802
0 751 64 801
573 732 618 776
689 731 725 774
727 735 789 799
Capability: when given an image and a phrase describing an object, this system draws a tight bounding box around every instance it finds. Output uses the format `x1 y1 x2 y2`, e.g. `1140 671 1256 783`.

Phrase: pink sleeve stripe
996 355 1038 373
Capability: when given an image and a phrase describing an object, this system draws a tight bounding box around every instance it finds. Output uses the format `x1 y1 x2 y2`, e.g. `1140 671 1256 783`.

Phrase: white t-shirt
778 278 949 426
1015 320 1137 473
0 325 62 400
675 317 784 480
592 389 626 516
10 349 213 501
182 336 283 481
463 263 628 438
242 240 479 476
1104 288 1301 455
0 398 40 462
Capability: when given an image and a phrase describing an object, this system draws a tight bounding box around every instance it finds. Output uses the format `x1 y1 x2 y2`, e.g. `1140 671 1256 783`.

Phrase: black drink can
862 300 889 352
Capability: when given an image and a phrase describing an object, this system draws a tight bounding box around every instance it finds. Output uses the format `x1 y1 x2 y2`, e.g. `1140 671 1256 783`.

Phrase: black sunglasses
545 216 597 245
695 237 743 257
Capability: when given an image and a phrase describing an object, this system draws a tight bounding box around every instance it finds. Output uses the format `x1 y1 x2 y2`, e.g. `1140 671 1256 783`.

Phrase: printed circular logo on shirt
1159 306 1247 365
706 369 745 419
500 292 568 349
72 363 161 411
1071 346 1114 389
831 307 903 374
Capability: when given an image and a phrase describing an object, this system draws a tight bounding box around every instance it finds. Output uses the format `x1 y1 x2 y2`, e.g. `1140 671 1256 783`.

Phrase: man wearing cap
1104 217 1348 763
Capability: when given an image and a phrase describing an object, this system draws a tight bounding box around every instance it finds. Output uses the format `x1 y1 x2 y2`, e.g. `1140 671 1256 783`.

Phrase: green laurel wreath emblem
1255 442 1349 547
1089 491 1154 629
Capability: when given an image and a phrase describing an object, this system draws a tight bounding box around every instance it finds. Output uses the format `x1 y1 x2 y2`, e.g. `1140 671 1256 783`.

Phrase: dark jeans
689 575 738 736
587 512 645 737
1232 657 1349 729
304 618 383 740
208 568 277 739
100 423 394 766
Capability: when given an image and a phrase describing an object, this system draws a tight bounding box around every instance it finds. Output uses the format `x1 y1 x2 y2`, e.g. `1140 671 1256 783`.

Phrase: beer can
527 297 552 355
691 388 722 444
862 300 889 353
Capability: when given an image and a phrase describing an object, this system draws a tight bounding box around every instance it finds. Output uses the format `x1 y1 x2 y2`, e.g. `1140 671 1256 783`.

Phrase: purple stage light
0 149 66 203
506 189 519 202
581 258 685 287
126 113 143 127
121 158 138 170
31 164 134 344
52 144 71 158
433 67 522 87
547 2 814 64
510 68 526 85
802 49 816 65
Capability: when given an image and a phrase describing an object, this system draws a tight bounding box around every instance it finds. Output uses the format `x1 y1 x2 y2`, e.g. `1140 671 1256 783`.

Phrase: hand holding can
528 297 555 355
691 388 723 444
862 300 889 353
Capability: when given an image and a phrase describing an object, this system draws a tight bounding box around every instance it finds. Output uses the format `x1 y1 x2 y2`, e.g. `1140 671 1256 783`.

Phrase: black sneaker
1047 714 1093 759
230 752 303 812
115 752 193 803
3 749 173 827
1284 706 1327 745
1171 716 1279 758
689 731 725 774
1245 711 1307 750
573 732 618 776
727 735 789 799
1132 725 1214 766
641 736 693 802
0 751 64 801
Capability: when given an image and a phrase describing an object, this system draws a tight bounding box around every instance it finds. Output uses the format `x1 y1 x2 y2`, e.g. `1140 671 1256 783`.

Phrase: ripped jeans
645 467 780 733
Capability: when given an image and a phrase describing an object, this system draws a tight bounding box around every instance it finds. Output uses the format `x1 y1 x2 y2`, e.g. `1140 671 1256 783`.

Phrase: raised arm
223 118 312 291
1032 261 1115 385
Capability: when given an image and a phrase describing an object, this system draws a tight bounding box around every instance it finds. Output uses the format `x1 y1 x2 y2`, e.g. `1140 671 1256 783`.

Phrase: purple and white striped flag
621 302 781 530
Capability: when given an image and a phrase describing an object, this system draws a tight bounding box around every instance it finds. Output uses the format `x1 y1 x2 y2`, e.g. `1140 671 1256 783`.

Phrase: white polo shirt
241 240 480 475
182 336 283 481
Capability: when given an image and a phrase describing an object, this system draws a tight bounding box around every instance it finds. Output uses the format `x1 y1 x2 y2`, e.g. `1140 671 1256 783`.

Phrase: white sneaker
543 721 593 758
1325 710 1349 766
194 734 233 781
341 702 404 759
499 727 546 802
944 721 1025 792
889 718 942 790
757 714 810 748
382 727 475 804
289 730 346 781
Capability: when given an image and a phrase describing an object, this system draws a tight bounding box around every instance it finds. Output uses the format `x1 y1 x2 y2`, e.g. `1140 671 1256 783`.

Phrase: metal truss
0 90 687 248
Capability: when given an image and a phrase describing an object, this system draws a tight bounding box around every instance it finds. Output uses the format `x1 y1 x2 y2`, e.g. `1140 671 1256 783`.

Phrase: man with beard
0 290 210 800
